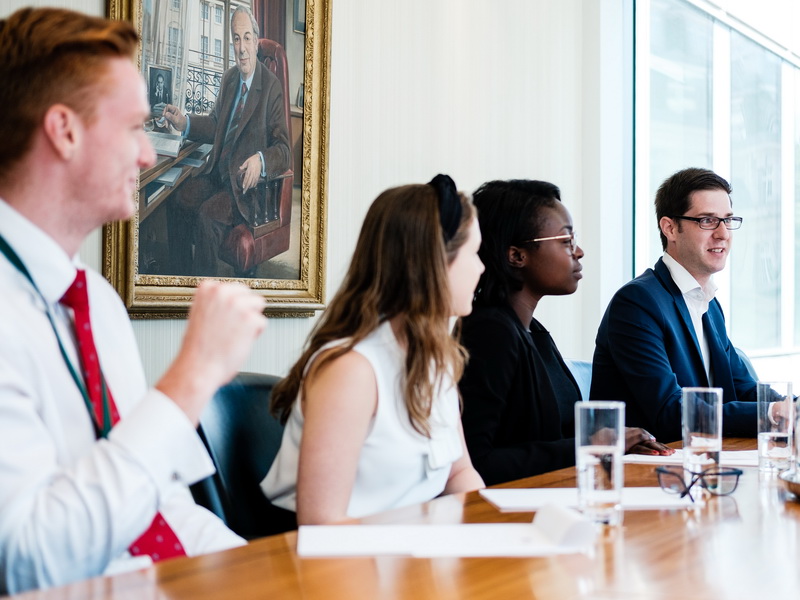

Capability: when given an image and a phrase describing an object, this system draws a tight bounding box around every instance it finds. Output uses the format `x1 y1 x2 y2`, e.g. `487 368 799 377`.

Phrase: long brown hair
271 182 475 435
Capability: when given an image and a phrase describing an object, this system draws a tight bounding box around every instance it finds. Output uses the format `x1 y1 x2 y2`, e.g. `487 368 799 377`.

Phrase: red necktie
60 270 186 562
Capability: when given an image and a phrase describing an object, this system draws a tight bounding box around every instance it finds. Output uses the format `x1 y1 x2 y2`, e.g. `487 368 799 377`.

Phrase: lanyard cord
0 233 112 439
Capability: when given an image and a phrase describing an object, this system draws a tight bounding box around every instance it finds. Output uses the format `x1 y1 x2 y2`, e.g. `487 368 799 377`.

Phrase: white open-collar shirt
662 251 717 383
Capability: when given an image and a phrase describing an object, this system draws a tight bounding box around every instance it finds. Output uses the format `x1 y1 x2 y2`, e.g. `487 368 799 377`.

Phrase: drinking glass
682 387 722 469
575 401 624 525
757 381 794 472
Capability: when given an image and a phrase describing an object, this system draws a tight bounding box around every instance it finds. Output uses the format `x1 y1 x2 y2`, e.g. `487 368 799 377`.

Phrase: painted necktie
218 81 248 182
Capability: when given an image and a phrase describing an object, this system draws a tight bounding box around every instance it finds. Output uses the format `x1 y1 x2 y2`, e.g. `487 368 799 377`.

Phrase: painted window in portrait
104 0 330 317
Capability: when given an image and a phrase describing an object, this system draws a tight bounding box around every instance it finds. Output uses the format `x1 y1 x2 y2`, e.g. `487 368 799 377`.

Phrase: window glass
647 0 713 259
795 70 800 346
640 0 800 357
729 31 782 349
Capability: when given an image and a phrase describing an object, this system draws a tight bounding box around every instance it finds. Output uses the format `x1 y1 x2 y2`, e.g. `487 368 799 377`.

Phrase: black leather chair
189 372 296 539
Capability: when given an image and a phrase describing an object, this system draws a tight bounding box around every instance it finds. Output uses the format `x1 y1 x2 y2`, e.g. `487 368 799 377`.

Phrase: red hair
0 8 138 181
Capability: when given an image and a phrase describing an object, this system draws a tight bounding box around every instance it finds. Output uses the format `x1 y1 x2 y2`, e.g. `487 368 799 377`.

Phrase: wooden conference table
14 438 800 600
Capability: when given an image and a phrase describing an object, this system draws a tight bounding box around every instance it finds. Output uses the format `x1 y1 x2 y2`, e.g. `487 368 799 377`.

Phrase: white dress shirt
662 252 717 383
0 199 244 595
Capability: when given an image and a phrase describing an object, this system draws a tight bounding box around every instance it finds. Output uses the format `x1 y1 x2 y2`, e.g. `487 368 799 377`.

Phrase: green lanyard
0 233 113 439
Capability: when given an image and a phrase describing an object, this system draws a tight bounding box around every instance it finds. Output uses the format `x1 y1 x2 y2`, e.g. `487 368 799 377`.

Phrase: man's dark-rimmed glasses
656 465 743 502
669 215 743 230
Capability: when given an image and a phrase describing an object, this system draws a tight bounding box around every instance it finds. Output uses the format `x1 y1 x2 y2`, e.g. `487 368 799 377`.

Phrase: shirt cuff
107 389 214 493
258 151 266 177
183 115 191 139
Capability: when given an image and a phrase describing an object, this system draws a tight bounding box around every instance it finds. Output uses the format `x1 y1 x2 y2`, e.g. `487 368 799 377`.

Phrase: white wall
327 0 593 360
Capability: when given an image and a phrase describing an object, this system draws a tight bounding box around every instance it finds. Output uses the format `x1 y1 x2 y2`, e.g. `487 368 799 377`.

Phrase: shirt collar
240 70 255 93
0 198 79 304
662 251 717 303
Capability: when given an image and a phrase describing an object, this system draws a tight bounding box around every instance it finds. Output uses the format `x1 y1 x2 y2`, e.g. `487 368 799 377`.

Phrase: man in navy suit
591 168 757 442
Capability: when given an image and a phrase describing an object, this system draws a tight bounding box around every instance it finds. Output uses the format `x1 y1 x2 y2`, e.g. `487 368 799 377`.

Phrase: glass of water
757 381 794 473
681 387 722 494
575 401 624 525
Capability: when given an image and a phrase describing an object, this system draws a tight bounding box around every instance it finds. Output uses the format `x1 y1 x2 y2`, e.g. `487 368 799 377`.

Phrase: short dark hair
472 179 561 307
655 167 732 250
0 7 138 182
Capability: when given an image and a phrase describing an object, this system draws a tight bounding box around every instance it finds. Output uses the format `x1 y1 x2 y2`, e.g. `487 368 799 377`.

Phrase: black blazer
459 305 578 486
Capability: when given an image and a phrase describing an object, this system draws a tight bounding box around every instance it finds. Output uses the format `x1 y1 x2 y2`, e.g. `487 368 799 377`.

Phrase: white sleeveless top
261 321 463 518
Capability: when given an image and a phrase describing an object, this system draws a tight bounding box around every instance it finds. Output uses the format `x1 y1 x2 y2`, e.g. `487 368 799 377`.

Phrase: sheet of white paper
480 487 691 512
623 449 758 467
297 503 596 558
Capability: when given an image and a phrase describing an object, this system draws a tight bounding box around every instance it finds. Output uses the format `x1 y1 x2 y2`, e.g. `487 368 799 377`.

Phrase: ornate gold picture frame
104 0 330 317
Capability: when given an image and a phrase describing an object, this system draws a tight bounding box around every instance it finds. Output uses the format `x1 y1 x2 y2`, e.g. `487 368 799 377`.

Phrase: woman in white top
262 175 486 524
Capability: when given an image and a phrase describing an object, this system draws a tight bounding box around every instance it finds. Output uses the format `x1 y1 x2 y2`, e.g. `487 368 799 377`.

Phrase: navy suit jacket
590 258 757 442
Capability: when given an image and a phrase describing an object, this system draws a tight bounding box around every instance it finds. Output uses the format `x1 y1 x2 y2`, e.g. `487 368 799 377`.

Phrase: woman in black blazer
459 179 672 485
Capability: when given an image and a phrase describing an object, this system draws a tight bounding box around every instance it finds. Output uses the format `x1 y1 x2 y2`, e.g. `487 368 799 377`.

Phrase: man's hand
161 104 187 132
155 281 267 424
238 154 262 193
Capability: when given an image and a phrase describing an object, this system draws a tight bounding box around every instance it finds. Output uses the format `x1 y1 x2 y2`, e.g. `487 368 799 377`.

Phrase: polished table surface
14 438 800 600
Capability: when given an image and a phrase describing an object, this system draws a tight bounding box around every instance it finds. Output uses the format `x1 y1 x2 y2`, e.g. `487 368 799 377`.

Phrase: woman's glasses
656 465 743 502
521 231 578 254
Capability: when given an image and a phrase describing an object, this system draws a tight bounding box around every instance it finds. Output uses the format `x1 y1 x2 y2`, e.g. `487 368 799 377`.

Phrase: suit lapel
216 73 238 147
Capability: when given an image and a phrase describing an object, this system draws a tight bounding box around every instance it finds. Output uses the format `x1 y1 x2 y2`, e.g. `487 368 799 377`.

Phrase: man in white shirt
590 168 757 442
0 7 267 594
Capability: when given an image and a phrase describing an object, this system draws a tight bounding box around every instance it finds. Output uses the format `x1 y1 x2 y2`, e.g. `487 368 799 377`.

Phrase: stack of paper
147 132 183 157
623 449 758 467
155 166 182 186
180 143 214 168
479 487 692 512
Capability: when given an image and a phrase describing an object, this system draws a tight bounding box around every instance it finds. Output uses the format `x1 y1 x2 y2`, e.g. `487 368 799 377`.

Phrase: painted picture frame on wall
104 0 330 317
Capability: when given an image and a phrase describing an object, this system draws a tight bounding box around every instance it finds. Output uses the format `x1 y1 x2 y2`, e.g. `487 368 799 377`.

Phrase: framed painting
104 0 330 317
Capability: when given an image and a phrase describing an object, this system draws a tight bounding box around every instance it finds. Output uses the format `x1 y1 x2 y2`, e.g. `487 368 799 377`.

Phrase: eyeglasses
521 231 578 253
656 465 743 502
669 215 743 230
